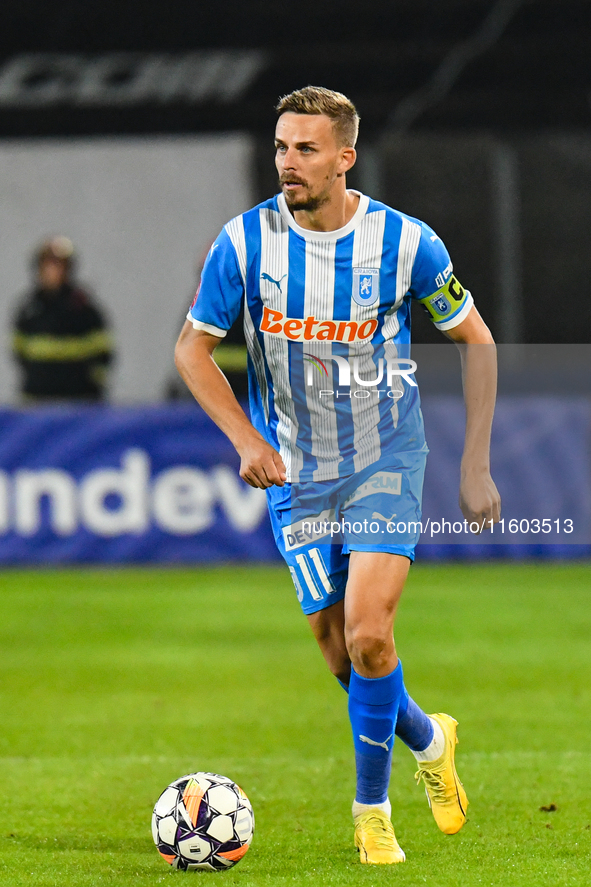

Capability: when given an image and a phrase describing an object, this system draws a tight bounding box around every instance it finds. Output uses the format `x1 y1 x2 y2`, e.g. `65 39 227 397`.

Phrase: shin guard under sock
339 665 435 754
348 663 403 805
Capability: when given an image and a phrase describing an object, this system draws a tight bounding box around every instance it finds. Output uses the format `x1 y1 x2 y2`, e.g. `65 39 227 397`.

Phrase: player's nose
279 147 298 170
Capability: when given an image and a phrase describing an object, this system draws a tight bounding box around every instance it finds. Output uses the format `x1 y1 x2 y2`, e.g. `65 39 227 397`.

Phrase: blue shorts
266 451 427 615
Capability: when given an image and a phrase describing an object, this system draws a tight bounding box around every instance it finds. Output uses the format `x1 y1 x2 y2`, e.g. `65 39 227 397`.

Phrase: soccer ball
152 772 254 871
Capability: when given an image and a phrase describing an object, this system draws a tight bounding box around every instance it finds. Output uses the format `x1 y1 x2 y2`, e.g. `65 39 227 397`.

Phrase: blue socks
348 664 403 804
342 659 435 773
395 682 434 752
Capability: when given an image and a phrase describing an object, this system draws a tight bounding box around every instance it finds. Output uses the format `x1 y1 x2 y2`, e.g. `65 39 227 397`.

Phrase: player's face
275 113 355 212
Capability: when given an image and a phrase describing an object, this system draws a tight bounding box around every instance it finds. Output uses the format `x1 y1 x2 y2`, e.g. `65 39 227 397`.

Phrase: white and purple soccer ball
152 772 254 872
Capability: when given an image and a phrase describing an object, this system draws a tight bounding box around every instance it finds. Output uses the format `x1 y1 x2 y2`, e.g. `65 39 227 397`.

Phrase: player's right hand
236 437 287 489
459 465 501 531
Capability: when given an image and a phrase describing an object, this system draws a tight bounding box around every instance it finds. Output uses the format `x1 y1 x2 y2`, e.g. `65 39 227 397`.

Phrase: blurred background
0 0 589 564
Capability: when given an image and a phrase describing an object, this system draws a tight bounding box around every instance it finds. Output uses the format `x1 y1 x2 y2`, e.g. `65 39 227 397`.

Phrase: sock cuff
349 662 403 706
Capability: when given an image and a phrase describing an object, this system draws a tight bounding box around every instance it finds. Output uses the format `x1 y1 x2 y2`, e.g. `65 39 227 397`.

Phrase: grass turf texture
0 564 589 886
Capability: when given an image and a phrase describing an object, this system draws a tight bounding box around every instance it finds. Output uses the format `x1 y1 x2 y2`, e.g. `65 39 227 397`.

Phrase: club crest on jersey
352 268 380 307
429 293 451 315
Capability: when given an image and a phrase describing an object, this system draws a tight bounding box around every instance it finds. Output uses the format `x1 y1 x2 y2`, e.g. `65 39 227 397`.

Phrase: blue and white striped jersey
188 191 473 482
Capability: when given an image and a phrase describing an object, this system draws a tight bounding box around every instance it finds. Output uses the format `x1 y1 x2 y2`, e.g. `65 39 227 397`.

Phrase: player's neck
292 185 359 233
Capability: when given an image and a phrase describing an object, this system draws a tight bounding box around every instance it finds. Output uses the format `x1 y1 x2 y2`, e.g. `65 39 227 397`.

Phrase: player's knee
344 625 391 674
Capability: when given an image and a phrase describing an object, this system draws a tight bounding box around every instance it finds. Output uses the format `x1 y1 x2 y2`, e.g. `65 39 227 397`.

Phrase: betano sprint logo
303 352 418 399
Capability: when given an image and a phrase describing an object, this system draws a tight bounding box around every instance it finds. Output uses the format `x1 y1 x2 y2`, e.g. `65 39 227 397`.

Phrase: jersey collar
277 190 370 241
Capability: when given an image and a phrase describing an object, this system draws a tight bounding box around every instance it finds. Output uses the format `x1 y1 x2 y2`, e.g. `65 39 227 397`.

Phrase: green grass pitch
0 562 589 886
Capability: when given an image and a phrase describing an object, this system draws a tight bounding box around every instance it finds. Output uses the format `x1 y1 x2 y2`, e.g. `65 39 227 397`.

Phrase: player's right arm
175 322 286 489
175 229 285 489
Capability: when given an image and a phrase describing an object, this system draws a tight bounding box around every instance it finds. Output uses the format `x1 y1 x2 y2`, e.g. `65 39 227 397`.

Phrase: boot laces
359 813 395 848
415 764 448 803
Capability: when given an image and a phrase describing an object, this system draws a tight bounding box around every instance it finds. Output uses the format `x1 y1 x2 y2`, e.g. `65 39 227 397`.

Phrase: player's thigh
344 551 410 639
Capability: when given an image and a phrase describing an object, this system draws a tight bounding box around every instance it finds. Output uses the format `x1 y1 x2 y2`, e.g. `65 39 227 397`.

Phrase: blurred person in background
166 305 248 402
12 236 113 401
167 248 248 401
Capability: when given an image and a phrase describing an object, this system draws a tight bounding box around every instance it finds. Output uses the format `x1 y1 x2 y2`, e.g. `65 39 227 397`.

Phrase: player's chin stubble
280 181 330 213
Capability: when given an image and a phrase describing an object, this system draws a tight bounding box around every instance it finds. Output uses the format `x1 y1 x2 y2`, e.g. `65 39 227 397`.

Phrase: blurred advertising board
0 392 588 564
0 405 278 564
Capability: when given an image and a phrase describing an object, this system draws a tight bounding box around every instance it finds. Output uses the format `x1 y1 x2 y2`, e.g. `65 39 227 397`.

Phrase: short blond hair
275 86 360 147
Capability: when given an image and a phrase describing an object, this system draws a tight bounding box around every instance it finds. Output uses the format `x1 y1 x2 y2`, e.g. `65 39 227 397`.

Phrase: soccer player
175 86 500 865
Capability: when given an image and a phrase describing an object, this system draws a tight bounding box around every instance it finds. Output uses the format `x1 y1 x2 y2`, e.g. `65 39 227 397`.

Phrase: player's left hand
459 466 501 533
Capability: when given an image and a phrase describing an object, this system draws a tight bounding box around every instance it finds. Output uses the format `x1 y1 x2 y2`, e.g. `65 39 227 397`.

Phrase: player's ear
339 147 356 175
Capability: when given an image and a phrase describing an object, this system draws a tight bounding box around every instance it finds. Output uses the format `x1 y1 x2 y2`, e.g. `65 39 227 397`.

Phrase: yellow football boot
354 810 406 864
414 712 468 835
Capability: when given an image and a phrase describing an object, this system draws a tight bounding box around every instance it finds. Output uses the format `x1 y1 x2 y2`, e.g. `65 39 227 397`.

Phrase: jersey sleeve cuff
431 291 474 331
186 313 228 338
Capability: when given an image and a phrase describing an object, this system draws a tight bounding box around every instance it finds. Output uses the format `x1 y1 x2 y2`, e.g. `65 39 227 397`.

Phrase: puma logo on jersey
359 733 393 751
261 272 287 293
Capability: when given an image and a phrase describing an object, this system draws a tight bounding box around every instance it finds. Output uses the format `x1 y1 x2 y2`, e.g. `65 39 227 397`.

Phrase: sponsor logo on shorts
345 472 402 506
282 508 335 550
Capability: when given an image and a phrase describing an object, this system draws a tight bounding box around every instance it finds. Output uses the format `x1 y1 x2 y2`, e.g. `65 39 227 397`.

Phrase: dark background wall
1 0 590 134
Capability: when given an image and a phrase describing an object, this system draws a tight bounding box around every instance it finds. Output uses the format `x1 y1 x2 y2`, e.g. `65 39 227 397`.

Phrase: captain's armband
418 275 474 331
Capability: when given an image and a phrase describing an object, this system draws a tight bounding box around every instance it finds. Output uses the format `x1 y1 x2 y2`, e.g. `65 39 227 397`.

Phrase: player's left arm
443 306 501 531
410 222 500 531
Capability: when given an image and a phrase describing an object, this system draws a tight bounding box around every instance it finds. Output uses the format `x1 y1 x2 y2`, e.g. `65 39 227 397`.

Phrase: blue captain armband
418 275 474 331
